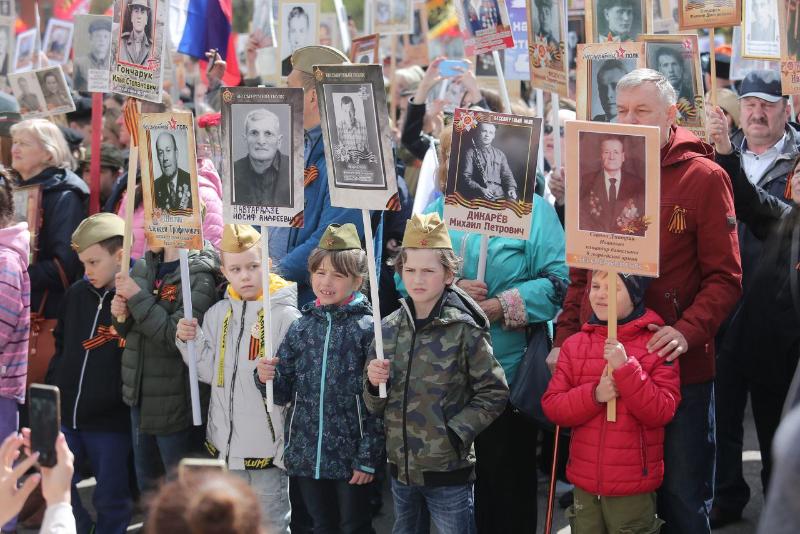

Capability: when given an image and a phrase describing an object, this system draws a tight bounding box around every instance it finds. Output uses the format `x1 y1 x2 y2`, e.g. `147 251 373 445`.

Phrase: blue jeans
1 397 19 533
658 381 715 534
130 406 196 492
63 427 133 534
391 478 475 534
232 469 291 534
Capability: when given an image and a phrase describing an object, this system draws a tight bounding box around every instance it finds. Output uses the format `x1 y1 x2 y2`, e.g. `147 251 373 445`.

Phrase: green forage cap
291 45 349 74
402 213 452 249
71 213 125 253
318 223 361 250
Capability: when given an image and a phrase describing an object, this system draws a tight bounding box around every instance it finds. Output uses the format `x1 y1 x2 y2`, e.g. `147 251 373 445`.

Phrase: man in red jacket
549 69 742 534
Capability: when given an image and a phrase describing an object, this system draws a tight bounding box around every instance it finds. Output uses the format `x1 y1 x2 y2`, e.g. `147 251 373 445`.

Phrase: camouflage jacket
364 286 509 486
255 292 384 480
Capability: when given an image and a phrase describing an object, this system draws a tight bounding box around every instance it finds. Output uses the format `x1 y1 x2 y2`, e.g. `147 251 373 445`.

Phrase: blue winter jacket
256 292 385 480
278 125 364 306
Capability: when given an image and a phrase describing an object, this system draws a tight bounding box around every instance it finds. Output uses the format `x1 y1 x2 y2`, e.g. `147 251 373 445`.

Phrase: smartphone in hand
28 384 60 468
438 59 470 78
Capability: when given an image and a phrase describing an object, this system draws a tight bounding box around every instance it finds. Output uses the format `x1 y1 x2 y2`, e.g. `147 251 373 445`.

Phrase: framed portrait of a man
221 87 305 227
73 15 113 92
0 22 13 83
455 0 515 56
564 120 661 276
576 42 645 123
399 3 429 67
444 108 542 240
12 184 41 261
138 112 203 249
14 29 36 73
678 0 741 30
374 0 413 35
586 0 647 42
0 0 13 18
742 0 780 60
641 34 705 138
350 33 380 64
8 72 44 117
43 19 74 66
35 66 75 116
527 0 570 96
279 0 320 77
111 0 166 103
316 64 398 210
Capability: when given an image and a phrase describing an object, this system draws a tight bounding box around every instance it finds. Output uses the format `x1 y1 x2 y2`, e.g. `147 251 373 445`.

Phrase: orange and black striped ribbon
304 166 319 187
123 98 140 147
159 284 178 302
82 325 126 350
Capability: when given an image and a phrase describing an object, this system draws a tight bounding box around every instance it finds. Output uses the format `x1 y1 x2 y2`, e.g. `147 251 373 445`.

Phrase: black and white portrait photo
0 0 11 17
231 106 293 208
744 0 779 59
151 130 193 214
10 73 44 116
43 20 74 66
36 67 74 113
592 0 644 42
14 29 36 72
374 0 412 34
476 52 500 77
253 0 277 47
532 0 561 47
73 15 112 92
578 132 646 235
590 58 635 122
459 122 519 201
568 16 585 70
280 1 318 77
118 0 154 66
324 85 386 188
0 24 10 78
646 42 701 126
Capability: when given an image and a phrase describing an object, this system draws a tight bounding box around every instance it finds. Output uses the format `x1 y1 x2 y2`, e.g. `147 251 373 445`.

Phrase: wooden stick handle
606 272 617 422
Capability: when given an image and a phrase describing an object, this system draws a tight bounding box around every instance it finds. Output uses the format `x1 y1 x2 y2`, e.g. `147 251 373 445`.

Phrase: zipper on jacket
356 395 363 438
224 301 248 463
314 312 333 479
640 426 648 476
287 391 299 449
664 289 680 322
401 326 418 485
73 290 108 429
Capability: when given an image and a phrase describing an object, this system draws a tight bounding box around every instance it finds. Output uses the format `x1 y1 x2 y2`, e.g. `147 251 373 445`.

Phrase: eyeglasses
544 125 564 137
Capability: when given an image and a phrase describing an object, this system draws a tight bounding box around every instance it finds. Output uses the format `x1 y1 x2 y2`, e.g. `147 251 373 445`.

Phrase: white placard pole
260 226 275 413
179 248 203 426
536 89 545 176
493 50 512 113
476 235 489 282
552 93 562 170
362 210 387 398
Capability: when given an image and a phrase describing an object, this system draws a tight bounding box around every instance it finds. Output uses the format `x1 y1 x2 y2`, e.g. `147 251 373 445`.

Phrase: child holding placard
255 223 384 533
365 213 509 533
175 224 299 533
541 271 681 533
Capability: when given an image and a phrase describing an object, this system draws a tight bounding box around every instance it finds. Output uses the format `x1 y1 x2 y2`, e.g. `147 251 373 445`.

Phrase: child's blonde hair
389 248 462 278
307 247 368 289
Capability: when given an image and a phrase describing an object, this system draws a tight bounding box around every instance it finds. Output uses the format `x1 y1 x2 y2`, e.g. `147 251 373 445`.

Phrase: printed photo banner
374 0 414 35
564 120 661 276
586 0 649 43
110 0 167 103
221 87 306 227
139 112 203 250
779 0 800 93
527 0 570 97
678 0 741 30
576 41 646 122
742 0 780 60
455 0 515 56
315 64 399 211
73 15 113 93
444 108 542 241
640 34 706 139
9 66 76 119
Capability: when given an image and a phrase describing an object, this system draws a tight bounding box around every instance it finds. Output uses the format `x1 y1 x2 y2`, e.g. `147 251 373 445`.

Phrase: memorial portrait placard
279 0 320 77
586 0 648 43
678 0 741 30
73 15 113 92
110 0 167 103
455 0 515 56
350 33 380 64
576 41 645 122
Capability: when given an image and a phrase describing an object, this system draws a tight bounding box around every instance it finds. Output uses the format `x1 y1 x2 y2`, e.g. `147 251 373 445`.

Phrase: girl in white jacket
176 224 300 533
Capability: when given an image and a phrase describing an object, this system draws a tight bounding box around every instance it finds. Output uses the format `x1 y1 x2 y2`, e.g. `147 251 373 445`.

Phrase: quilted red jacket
542 309 681 497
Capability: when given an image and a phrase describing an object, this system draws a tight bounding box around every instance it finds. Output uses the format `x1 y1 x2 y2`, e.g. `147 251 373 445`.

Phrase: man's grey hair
244 108 280 133
616 68 677 107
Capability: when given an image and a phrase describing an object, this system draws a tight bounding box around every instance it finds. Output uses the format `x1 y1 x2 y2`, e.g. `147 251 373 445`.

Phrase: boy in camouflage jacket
366 213 508 534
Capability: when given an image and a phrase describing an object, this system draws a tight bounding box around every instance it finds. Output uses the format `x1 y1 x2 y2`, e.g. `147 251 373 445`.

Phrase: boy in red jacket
542 271 681 533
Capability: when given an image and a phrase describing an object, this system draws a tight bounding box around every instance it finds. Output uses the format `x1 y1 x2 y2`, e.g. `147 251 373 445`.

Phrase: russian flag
177 0 241 86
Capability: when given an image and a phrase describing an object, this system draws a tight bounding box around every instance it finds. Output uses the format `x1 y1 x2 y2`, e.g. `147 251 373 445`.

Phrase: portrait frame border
585 0 650 44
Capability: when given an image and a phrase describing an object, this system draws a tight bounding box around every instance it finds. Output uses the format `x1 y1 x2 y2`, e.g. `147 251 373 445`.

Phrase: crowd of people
0 31 798 534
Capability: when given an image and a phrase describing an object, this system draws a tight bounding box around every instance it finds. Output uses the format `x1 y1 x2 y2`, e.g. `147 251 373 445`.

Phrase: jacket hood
401 285 489 330
197 158 223 198
581 308 664 341
660 126 716 168
302 290 372 317
26 167 90 198
0 222 30 269
224 274 298 310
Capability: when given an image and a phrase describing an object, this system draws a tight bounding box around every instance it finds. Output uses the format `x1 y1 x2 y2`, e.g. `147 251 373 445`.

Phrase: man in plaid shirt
336 96 371 162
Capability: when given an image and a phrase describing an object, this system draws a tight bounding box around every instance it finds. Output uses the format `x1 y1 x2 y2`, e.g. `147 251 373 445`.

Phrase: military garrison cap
319 223 361 250
402 213 452 249
220 224 261 253
71 213 125 253
291 45 349 74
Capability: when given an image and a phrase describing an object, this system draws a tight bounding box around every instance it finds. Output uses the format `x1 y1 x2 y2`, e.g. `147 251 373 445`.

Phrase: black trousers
474 404 539 534
294 476 375 534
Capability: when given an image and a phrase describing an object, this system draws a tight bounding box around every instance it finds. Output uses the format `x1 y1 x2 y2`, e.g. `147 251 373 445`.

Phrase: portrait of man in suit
233 108 292 208
281 6 313 76
579 135 645 235
153 132 193 213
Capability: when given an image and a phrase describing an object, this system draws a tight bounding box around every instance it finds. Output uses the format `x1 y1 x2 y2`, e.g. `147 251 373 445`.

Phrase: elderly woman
397 127 568 533
10 119 87 335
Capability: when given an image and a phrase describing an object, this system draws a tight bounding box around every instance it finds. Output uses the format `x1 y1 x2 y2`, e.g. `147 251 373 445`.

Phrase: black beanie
619 273 651 310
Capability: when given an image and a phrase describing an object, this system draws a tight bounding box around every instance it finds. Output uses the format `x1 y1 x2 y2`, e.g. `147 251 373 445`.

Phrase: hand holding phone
28 384 60 468
438 59 470 78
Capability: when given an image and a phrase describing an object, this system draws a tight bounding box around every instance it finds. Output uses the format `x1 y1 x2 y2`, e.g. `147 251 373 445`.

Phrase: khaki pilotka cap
402 213 453 249
318 223 361 250
71 213 125 253
220 224 261 253
291 45 350 74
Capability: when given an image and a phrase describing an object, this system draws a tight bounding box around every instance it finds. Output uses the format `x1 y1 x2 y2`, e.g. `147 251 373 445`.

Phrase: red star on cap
326 238 336 247
419 238 428 246
168 116 178 129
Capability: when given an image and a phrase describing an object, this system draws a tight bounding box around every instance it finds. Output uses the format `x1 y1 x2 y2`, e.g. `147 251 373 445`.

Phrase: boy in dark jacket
365 213 509 534
542 272 681 533
47 213 132 534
